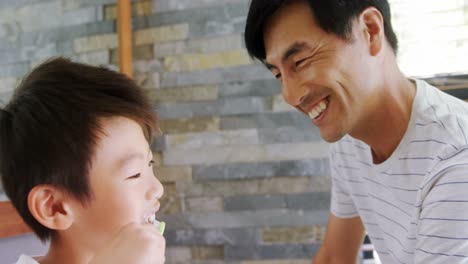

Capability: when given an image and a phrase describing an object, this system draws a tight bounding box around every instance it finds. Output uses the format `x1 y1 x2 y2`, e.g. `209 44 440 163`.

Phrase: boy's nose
146 172 164 201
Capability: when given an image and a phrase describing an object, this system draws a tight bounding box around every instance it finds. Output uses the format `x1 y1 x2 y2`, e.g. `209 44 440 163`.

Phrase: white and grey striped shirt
330 79 468 264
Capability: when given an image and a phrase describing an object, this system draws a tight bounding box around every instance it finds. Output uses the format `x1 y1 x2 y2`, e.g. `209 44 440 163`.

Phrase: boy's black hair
244 0 398 61
0 58 158 241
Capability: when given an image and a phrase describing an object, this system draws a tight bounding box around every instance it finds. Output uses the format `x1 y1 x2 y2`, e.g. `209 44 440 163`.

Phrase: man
244 1 468 263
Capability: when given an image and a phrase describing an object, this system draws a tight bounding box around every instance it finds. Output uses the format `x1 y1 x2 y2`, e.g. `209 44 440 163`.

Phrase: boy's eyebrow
120 153 145 164
119 148 153 167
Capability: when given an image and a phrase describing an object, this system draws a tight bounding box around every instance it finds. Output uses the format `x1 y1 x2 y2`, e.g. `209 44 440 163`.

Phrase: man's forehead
263 1 318 63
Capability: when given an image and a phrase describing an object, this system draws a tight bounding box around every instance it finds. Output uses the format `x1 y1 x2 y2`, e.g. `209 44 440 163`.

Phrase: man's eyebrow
282 42 309 62
265 42 311 71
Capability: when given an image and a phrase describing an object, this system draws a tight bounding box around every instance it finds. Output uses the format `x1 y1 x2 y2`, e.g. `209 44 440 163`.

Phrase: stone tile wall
0 0 330 262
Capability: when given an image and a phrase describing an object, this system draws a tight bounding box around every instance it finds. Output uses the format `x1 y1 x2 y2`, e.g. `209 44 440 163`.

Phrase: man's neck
351 73 416 164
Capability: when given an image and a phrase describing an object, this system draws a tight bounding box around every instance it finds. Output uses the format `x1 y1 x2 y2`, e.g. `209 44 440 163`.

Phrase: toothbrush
154 220 166 235
147 214 166 235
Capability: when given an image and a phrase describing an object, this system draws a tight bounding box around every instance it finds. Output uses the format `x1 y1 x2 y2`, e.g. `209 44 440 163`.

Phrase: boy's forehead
93 117 150 163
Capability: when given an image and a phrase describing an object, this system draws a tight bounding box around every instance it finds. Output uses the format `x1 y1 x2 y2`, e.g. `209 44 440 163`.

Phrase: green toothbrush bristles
159 221 166 235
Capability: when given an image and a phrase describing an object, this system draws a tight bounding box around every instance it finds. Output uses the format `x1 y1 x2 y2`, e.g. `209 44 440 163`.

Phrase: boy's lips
143 201 161 223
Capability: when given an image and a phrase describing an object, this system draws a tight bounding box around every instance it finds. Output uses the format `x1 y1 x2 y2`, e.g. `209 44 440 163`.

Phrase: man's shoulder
13 255 39 264
412 80 468 151
415 80 468 126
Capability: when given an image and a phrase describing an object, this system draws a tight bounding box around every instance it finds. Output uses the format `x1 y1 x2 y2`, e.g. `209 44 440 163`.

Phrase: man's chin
320 130 346 143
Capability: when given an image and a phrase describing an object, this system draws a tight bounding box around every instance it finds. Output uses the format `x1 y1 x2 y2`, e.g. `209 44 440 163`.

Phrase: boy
0 58 166 264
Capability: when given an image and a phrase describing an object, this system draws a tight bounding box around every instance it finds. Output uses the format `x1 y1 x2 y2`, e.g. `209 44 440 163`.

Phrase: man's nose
282 73 307 107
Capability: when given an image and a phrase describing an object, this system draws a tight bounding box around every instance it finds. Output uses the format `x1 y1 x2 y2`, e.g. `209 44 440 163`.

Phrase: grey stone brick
12 21 115 48
14 2 62 33
224 194 286 211
165 246 192 263
185 196 224 213
177 176 331 198
24 43 57 61
220 112 313 131
146 85 217 103
61 0 117 10
160 65 270 88
0 22 21 41
218 80 280 98
165 227 260 246
0 43 57 66
0 62 29 79
154 34 243 58
193 159 330 181
165 129 259 150
163 141 330 166
0 78 17 94
0 49 25 65
0 39 18 52
225 243 320 260
224 192 331 212
189 16 246 39
160 209 330 229
258 126 323 144
153 0 249 13
156 97 271 119
72 50 110 66
159 116 220 134
285 192 331 211
62 6 98 27
0 92 13 107
134 2 248 34
151 135 166 151
0 0 51 9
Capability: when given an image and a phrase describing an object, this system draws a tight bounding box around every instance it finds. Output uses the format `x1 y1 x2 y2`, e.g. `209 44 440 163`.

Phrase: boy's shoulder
13 255 39 264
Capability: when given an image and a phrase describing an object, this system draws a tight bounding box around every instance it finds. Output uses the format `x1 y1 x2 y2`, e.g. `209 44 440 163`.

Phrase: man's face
263 0 377 142
70 117 163 250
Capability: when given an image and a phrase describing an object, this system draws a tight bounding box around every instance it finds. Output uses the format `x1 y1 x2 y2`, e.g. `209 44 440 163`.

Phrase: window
390 0 468 78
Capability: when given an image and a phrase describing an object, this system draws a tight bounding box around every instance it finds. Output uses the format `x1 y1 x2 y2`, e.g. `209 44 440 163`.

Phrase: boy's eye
127 173 141 179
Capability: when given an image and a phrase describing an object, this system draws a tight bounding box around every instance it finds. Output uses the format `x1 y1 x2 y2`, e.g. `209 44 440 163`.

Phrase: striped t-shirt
330 79 468 264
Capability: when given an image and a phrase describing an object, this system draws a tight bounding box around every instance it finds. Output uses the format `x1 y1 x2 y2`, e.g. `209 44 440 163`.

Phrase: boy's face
70 117 163 250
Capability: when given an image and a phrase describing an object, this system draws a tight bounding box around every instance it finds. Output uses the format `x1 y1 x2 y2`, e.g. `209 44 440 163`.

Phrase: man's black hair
245 0 398 61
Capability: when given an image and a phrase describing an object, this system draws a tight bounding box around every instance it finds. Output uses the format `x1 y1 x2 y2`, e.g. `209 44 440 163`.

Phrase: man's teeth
308 101 327 119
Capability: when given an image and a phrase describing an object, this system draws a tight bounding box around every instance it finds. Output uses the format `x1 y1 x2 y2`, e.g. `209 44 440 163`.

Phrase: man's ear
358 7 385 56
28 185 76 231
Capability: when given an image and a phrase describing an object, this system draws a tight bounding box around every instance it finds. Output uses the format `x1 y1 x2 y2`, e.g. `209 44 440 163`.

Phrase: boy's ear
28 185 76 231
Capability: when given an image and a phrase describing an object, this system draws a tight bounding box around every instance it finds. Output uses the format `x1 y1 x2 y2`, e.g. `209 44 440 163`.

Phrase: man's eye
128 173 141 179
295 58 307 67
274 73 282 79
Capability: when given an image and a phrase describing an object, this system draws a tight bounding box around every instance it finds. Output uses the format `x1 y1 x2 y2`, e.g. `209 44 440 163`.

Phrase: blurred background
0 0 467 263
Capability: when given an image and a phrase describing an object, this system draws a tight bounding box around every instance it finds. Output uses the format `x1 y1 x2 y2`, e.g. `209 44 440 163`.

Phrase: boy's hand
89 222 166 264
